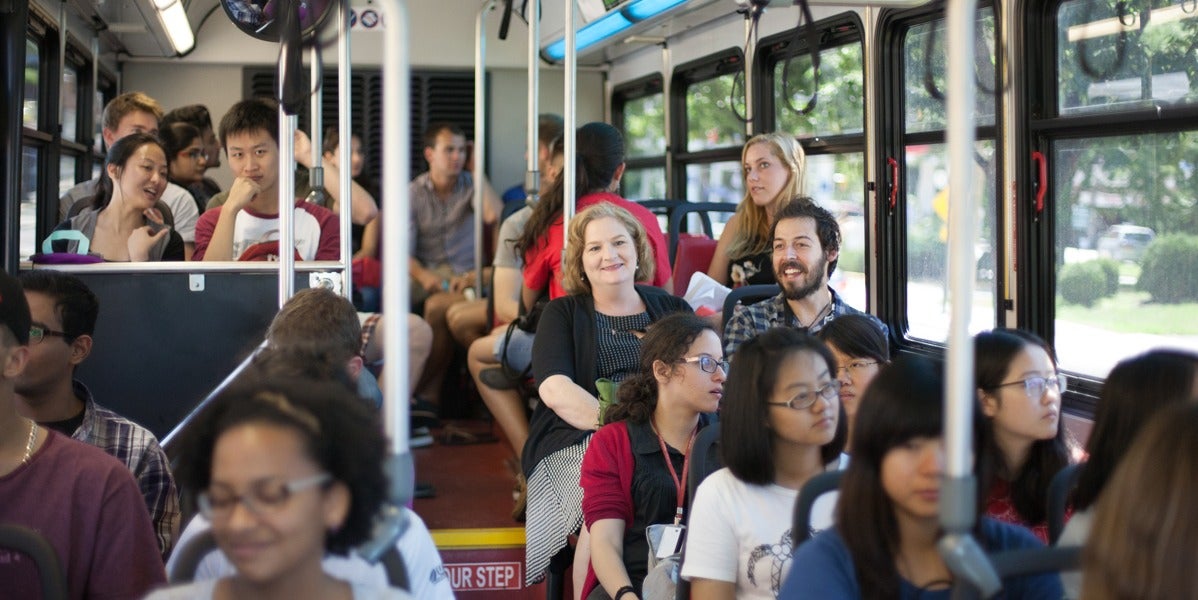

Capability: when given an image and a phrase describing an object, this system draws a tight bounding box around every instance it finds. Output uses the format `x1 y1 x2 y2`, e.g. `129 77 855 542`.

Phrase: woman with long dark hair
514 121 671 307
53 132 184 261
1059 349 1198 597
681 329 845 599
974 329 1073 543
579 312 724 599
785 355 1062 599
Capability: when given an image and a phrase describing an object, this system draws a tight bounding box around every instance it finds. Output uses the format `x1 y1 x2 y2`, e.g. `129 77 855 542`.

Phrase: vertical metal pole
562 0 577 247
338 0 354 297
379 0 412 453
743 15 755 135
310 46 323 192
526 0 541 204
58 2 67 137
278 110 297 308
938 0 999 595
474 1 494 298
863 6 878 312
661 43 673 199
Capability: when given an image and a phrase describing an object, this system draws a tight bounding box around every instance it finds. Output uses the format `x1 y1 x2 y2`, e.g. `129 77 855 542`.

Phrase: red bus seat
671 234 718 295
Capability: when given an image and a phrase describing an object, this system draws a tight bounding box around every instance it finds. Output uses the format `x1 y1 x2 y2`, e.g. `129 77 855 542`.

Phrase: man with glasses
13 270 179 560
723 199 888 356
0 269 165 596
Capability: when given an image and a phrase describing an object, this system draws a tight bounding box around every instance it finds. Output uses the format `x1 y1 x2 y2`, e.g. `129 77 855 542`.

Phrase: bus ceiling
538 0 932 65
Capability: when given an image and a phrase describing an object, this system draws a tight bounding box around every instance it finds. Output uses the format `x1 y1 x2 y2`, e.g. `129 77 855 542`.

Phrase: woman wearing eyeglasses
974 329 1074 543
681 328 845 599
578 313 724 600
784 355 1062 599
817 314 890 457
161 122 209 208
146 375 407 599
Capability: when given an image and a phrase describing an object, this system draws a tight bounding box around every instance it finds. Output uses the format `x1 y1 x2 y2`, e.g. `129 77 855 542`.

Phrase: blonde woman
707 133 806 288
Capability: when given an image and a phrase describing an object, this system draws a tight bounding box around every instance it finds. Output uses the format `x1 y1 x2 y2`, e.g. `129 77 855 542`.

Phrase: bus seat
0 524 68 600
667 202 738 265
791 470 844 546
671 234 718 296
1048 462 1084 545
721 284 780 332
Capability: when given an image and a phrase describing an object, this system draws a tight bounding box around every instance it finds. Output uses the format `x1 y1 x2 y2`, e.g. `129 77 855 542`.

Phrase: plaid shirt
72 381 180 560
723 288 889 356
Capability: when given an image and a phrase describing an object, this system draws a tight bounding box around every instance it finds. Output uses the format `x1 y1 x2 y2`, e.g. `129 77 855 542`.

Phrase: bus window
618 87 667 200
899 9 998 343
1057 0 1198 115
21 147 38 261
62 65 78 142
23 37 38 128
773 43 864 137
809 152 866 309
1043 0 1198 378
903 13 997 133
59 155 77 197
685 71 745 152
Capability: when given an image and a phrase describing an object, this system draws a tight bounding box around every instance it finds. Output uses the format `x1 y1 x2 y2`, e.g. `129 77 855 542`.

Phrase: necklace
21 420 37 465
796 296 833 329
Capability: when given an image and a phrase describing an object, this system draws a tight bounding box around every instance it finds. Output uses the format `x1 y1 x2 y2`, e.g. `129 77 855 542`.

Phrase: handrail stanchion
356 0 414 567
526 0 541 206
937 0 1000 596
562 0 577 251
338 0 354 297
474 0 496 298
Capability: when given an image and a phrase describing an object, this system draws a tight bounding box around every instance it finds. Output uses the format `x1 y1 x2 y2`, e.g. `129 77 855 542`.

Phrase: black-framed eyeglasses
680 355 730 375
29 325 69 345
992 373 1068 400
197 473 331 521
767 380 842 411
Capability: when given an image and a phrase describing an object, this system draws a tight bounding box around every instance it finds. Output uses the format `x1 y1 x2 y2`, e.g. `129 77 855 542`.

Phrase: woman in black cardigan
523 202 692 590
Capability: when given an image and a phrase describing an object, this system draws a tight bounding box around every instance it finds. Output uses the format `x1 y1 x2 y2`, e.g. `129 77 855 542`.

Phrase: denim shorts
493 327 535 373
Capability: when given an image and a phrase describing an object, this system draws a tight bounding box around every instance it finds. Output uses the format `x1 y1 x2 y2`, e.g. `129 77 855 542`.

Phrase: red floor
413 419 566 598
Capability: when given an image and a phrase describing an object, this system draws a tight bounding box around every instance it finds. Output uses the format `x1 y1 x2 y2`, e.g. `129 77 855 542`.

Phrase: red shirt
523 192 672 299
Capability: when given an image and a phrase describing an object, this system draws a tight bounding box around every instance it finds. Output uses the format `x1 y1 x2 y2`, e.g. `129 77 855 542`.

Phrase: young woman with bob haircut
579 312 724 599
816 313 891 455
784 355 1062 599
974 329 1073 543
706 133 806 288
1081 402 1198 600
523 202 692 590
681 328 845 599
147 374 403 599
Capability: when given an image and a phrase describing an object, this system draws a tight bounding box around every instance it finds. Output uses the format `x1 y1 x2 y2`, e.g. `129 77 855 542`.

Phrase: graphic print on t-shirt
746 528 794 596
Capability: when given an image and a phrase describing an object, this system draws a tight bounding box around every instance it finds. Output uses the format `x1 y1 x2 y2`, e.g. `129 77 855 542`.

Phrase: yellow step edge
431 527 526 550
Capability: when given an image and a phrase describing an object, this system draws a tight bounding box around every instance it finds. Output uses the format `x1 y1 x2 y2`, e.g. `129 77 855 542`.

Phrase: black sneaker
414 482 436 499
411 397 440 429
411 426 433 448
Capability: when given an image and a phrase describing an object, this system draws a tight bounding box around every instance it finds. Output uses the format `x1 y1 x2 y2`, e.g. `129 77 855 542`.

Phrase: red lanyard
651 422 698 525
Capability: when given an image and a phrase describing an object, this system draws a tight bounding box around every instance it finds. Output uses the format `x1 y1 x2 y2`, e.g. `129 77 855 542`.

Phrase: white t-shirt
680 468 836 599
167 510 455 600
1057 507 1092 599
144 578 410 599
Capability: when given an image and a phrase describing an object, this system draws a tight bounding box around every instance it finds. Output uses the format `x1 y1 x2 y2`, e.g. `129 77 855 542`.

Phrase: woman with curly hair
579 312 724 599
147 374 403 599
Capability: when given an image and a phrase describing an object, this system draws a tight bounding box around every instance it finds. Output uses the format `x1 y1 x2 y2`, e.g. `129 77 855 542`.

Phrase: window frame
875 2 1004 357
669 48 748 204
612 73 669 200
